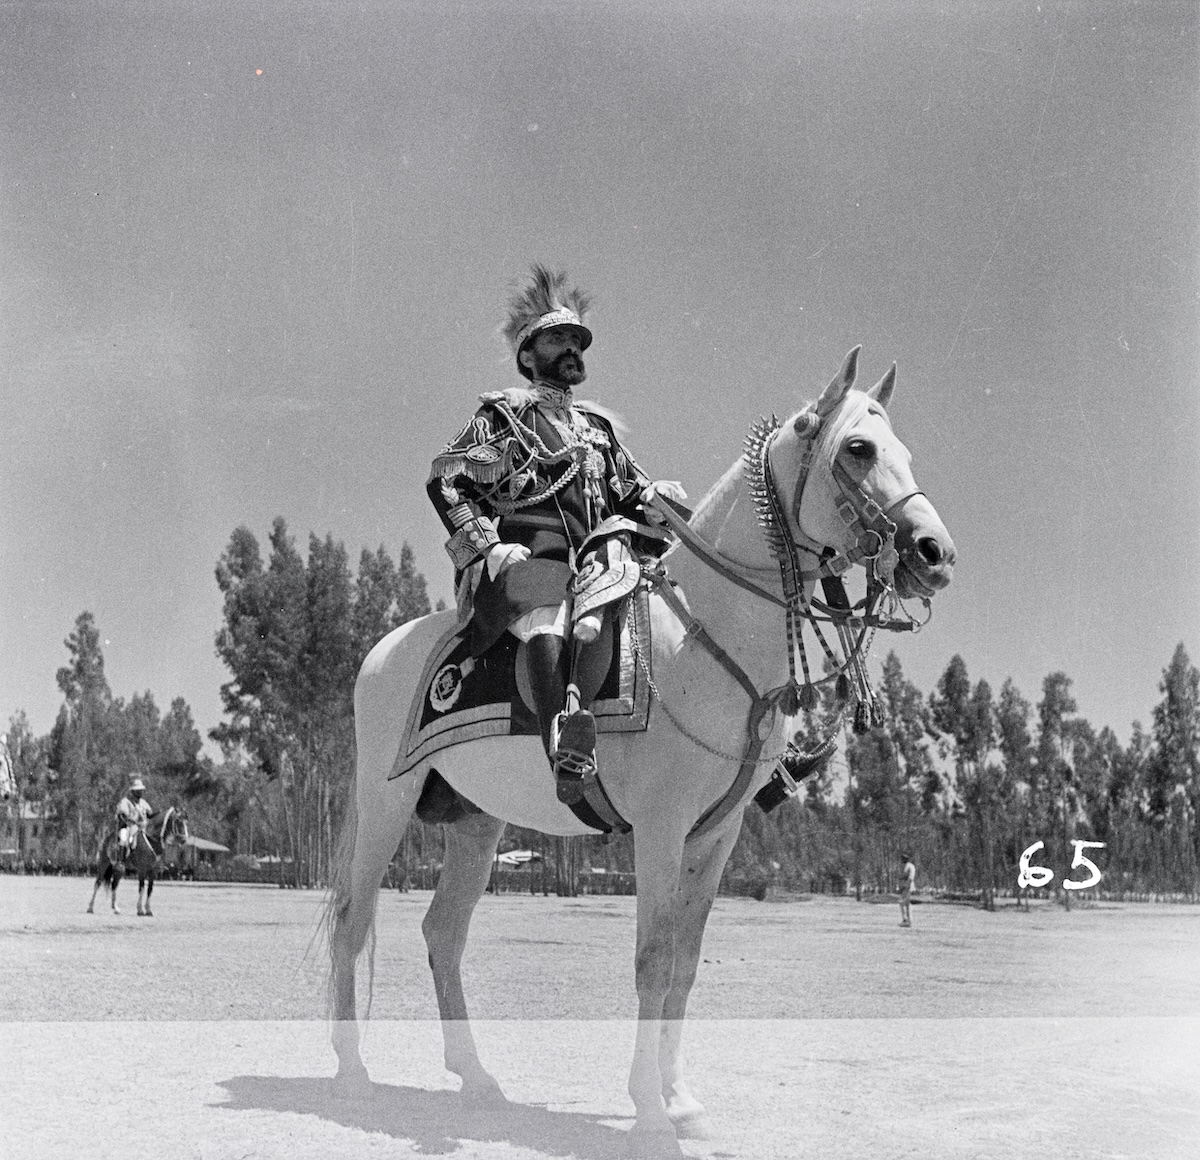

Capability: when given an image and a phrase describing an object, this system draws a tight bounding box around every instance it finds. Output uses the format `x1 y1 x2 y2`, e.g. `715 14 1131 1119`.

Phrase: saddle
391 588 652 784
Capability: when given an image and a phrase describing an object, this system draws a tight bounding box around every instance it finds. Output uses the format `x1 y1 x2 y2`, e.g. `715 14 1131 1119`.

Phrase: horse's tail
319 779 378 1022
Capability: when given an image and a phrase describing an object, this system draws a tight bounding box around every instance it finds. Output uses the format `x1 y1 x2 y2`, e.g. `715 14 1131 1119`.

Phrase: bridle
159 805 188 847
570 398 936 841
743 408 930 728
644 403 930 742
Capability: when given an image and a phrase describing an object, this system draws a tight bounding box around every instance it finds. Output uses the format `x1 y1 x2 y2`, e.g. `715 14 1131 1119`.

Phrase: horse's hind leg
423 809 507 1105
141 875 154 917
86 870 104 914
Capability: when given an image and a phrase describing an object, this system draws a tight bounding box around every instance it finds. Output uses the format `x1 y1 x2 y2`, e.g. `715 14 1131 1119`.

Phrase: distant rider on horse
115 778 154 860
426 264 685 803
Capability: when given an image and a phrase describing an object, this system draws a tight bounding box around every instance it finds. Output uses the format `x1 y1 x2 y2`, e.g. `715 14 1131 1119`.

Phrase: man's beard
533 350 586 387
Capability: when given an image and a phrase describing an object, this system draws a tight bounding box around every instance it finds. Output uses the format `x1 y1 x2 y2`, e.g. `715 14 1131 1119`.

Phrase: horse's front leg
627 824 688 1155
142 874 154 917
86 869 104 914
423 810 508 1106
657 821 740 1141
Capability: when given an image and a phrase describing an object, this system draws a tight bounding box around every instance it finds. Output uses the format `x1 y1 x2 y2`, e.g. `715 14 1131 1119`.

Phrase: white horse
326 347 955 1155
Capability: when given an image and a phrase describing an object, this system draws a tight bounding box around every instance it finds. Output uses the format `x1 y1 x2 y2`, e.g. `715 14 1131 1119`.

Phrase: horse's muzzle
894 530 956 598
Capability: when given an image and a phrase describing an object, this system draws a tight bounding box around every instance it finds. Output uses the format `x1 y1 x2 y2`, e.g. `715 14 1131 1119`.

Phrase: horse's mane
689 457 744 526
686 389 890 533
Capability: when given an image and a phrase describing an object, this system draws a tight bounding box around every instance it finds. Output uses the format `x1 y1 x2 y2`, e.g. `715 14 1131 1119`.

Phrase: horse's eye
845 439 875 461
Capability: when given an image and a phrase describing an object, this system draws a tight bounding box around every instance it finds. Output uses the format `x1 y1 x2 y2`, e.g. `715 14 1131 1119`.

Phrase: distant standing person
899 852 916 927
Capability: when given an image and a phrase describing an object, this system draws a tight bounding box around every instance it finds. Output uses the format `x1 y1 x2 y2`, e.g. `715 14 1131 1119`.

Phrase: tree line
723 644 1200 904
4 519 1198 903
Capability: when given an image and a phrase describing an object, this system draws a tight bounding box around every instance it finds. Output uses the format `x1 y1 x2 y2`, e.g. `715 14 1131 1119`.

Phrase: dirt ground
2 875 1198 1159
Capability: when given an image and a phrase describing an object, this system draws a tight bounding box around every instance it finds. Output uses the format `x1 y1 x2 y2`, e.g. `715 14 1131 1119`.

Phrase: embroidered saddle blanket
390 589 652 782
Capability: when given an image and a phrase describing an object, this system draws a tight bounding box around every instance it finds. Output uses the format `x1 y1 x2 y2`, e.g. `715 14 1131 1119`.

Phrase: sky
2 0 1197 756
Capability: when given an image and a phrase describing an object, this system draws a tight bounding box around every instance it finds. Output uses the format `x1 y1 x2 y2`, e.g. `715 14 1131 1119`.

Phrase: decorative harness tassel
743 408 903 735
630 394 934 841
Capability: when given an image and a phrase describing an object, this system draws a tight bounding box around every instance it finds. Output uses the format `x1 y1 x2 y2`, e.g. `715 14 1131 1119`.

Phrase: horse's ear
816 345 861 416
866 363 896 409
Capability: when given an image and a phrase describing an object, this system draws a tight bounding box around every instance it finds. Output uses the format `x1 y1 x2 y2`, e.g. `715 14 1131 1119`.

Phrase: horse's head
768 346 955 599
161 805 189 846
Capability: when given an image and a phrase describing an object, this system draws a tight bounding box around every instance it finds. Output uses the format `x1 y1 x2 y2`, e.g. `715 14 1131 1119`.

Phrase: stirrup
551 709 597 805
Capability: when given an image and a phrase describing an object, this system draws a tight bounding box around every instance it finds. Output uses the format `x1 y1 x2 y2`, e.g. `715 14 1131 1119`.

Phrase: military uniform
425 265 677 801
427 382 656 654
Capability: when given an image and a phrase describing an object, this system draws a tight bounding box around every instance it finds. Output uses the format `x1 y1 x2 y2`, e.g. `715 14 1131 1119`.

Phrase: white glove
486 542 531 580
642 480 687 505
641 480 688 523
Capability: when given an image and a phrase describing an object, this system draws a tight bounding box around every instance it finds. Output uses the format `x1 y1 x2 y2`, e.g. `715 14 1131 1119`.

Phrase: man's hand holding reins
641 480 688 525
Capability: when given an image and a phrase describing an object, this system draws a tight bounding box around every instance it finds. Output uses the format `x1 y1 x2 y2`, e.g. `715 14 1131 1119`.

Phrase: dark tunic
427 385 656 653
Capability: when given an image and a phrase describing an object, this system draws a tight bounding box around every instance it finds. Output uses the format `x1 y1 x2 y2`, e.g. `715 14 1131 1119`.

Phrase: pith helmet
129 777 146 792
502 264 592 379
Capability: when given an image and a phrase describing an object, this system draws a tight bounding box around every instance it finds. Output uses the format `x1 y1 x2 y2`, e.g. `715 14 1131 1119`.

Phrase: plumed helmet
502 264 592 380
129 777 146 792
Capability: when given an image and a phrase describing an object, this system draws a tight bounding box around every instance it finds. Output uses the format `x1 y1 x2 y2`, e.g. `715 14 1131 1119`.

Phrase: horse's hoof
331 1065 370 1102
86 906 94 914
112 906 121 915
460 1078 511 1110
668 1110 714 1140
625 1128 684 1160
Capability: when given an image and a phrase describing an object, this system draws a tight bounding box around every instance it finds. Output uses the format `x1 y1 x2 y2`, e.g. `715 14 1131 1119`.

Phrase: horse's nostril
917 536 943 567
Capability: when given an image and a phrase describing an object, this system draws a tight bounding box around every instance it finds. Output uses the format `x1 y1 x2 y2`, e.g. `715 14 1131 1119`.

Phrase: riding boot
524 633 596 805
525 633 568 759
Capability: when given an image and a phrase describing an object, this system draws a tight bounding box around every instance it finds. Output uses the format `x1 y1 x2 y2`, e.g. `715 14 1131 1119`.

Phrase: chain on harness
743 408 930 735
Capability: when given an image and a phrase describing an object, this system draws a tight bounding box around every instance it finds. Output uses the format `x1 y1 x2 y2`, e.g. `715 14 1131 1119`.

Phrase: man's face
523 327 587 387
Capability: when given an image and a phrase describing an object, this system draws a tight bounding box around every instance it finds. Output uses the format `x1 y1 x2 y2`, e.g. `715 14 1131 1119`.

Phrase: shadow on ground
216 1075 647 1159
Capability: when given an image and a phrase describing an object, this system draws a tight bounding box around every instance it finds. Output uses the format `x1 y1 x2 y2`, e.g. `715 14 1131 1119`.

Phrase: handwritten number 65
1018 840 1105 890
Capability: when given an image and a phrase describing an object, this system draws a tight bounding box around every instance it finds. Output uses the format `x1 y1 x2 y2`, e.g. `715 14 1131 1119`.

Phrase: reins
630 404 931 840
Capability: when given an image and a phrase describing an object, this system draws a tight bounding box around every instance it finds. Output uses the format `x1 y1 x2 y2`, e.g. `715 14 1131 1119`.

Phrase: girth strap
562 574 787 841
566 776 632 836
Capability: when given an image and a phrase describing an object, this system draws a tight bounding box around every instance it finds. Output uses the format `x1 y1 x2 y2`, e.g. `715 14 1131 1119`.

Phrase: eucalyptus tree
214 520 432 886
48 612 115 859
930 656 999 905
1145 644 1200 892
996 677 1035 885
1034 672 1080 904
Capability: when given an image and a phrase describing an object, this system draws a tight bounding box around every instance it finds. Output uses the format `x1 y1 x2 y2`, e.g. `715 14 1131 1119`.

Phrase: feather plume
502 263 592 352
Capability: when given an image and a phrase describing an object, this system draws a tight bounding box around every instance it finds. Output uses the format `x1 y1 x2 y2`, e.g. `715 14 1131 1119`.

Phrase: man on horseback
427 264 685 803
115 778 154 861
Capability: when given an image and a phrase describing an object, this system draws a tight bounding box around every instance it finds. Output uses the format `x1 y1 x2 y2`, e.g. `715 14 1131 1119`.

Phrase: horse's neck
688 460 775 575
662 462 791 690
